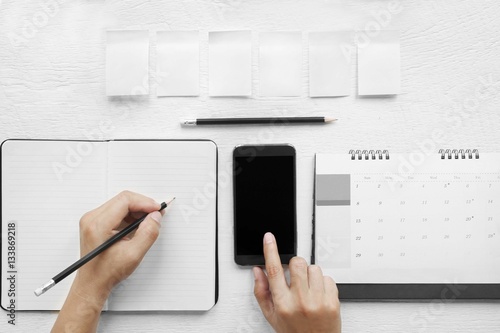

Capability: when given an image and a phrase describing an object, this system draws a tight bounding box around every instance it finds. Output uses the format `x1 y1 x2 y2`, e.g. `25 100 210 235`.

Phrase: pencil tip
325 117 337 123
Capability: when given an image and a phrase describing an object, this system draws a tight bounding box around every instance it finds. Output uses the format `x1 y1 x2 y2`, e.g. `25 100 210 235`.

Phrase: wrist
71 273 111 309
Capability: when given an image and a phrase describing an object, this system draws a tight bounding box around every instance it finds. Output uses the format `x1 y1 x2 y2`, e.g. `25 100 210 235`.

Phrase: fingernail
264 232 274 244
150 211 162 225
252 267 259 279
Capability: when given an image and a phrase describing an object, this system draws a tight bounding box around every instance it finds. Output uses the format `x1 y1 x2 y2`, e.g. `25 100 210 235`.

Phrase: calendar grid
314 152 500 288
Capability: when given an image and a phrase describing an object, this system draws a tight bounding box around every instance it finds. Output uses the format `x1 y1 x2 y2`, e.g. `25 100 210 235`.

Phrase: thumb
253 267 274 319
129 211 162 255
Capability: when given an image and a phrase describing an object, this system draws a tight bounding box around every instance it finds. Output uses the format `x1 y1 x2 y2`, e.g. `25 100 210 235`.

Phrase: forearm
51 276 109 333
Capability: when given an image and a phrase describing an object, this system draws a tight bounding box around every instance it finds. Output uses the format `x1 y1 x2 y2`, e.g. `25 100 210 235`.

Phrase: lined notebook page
106 140 217 311
1 140 107 310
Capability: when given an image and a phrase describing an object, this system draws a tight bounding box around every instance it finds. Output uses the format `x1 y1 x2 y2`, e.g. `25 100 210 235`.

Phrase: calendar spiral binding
438 149 479 159
349 149 390 160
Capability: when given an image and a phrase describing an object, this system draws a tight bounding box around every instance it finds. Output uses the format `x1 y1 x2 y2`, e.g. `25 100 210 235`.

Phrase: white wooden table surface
1 0 500 332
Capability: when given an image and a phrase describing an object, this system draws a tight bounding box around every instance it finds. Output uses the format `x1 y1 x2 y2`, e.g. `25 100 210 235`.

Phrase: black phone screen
234 154 296 257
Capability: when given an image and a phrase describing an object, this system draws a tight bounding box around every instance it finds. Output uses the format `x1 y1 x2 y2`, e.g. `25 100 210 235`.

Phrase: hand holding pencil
74 191 169 298
51 191 171 332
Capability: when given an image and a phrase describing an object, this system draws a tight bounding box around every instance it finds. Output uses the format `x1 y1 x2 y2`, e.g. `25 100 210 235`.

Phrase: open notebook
314 150 500 299
1 139 218 311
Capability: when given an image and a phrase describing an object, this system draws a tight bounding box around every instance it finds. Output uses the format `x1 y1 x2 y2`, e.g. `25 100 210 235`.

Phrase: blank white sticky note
259 32 302 97
209 31 252 97
157 31 199 97
309 31 353 97
106 30 149 96
358 30 400 96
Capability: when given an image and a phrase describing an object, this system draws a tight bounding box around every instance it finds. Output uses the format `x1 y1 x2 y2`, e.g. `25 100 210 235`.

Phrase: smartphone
233 144 297 266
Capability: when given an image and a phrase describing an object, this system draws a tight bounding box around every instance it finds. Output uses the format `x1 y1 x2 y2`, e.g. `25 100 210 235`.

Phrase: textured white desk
1 0 500 332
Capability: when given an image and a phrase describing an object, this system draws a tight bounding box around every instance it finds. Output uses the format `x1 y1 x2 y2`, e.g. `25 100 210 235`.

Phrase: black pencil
181 116 336 126
34 198 175 296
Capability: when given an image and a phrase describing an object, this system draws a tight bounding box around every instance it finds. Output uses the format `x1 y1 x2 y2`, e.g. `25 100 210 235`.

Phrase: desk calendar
314 150 500 299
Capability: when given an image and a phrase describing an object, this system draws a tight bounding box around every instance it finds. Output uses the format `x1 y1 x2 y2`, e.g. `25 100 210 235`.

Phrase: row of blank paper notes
157 31 200 97
358 30 401 96
209 31 252 96
309 31 353 97
106 30 399 97
259 32 302 97
106 30 149 96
